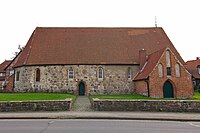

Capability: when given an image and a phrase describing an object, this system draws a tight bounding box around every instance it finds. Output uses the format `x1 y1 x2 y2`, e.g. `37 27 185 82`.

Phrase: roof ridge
36 27 163 29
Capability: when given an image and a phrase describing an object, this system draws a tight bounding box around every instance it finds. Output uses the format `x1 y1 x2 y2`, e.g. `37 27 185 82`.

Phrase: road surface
0 119 200 133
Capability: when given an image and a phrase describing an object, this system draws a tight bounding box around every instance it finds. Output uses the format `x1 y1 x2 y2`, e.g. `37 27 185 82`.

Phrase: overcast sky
0 0 199 63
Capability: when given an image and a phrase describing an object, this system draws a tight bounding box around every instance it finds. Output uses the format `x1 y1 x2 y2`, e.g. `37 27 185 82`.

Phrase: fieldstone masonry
14 65 138 95
92 99 200 112
0 99 72 112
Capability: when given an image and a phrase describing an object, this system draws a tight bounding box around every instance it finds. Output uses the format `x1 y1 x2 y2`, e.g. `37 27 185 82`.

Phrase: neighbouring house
7 27 193 98
186 58 200 88
0 60 12 91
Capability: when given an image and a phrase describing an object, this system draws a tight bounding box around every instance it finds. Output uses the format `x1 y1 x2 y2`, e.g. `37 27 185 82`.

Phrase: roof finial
155 16 157 28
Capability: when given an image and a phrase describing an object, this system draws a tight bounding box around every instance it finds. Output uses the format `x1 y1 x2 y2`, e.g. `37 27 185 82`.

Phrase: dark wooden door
163 81 174 98
79 82 85 96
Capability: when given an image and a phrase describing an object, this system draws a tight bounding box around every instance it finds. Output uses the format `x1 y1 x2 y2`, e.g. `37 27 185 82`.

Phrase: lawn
0 93 76 102
90 92 200 100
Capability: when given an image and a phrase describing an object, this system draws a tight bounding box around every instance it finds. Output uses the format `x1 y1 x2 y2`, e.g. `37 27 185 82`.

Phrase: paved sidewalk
0 111 200 121
71 96 93 112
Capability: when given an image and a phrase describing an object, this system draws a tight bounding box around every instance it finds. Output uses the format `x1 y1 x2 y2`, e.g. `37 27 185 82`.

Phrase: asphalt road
0 119 200 133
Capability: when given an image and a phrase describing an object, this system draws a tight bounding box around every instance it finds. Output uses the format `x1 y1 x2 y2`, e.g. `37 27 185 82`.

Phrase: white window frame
68 67 74 80
15 71 20 81
98 67 103 81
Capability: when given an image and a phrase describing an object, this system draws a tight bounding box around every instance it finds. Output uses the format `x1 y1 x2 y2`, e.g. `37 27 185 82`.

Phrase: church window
128 67 132 80
36 68 40 82
68 66 74 80
166 50 171 67
98 67 103 81
166 50 171 76
16 71 20 81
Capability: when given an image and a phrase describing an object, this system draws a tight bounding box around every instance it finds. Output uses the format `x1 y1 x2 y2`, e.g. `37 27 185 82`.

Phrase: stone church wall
14 65 139 95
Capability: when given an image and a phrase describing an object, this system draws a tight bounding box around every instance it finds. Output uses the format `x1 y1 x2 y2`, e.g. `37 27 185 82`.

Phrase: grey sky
0 0 199 63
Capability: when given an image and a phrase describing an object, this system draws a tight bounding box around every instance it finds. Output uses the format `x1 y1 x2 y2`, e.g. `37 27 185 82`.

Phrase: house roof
14 27 184 67
186 59 200 79
133 48 166 81
0 60 12 72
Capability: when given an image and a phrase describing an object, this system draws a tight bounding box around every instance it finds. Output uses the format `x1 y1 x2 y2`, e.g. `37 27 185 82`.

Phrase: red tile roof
133 48 166 81
0 60 12 72
186 59 200 79
14 27 184 67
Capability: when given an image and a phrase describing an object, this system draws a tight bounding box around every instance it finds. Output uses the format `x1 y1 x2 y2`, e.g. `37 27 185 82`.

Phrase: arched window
158 64 163 77
127 67 132 80
68 66 74 80
175 63 180 77
98 67 103 81
35 68 40 82
166 50 171 67
166 50 171 76
16 71 20 81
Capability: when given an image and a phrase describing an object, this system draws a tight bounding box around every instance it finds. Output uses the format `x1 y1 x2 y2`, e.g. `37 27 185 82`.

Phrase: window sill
68 79 74 81
98 79 103 82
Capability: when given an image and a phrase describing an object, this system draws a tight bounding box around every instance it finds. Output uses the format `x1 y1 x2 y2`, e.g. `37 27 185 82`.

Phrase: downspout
145 77 150 97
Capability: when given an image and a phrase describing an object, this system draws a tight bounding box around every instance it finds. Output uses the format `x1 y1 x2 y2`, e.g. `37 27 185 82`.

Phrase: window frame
98 67 104 81
16 71 20 81
167 67 172 76
35 68 41 82
68 66 74 80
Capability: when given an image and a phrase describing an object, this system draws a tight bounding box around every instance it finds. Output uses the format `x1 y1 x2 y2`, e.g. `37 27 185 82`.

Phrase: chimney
139 49 147 70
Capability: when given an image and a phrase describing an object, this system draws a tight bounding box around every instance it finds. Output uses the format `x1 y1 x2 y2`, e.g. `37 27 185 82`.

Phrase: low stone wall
92 99 200 112
0 99 72 112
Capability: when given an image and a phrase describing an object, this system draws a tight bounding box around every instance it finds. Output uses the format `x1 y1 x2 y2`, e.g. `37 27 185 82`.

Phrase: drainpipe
145 78 150 97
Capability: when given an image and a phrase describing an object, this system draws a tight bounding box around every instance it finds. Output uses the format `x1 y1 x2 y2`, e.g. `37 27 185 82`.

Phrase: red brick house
186 58 200 87
0 60 12 91
8 27 193 98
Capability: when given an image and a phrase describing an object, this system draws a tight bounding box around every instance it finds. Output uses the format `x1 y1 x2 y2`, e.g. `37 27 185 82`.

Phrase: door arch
79 82 85 96
163 80 174 98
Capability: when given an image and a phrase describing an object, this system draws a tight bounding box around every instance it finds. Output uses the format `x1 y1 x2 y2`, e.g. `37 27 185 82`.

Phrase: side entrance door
163 81 174 98
79 82 85 96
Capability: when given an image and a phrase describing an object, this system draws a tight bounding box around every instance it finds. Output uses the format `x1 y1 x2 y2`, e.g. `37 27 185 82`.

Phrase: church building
6 27 193 98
